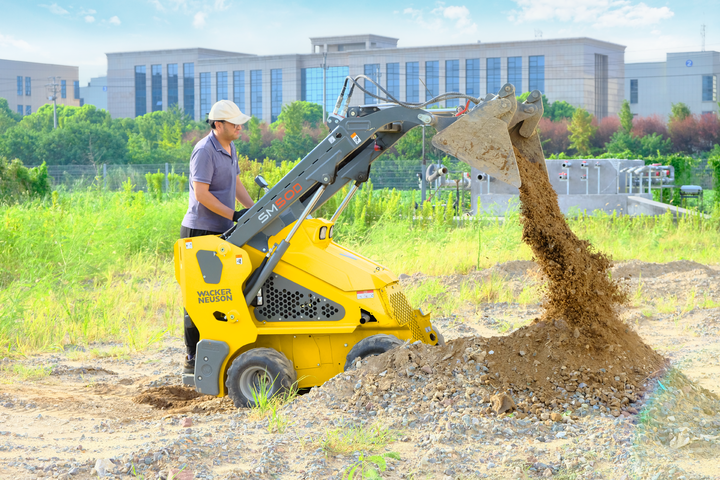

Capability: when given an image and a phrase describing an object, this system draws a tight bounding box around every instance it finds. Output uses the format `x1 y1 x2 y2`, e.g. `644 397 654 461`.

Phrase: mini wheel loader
174 80 548 407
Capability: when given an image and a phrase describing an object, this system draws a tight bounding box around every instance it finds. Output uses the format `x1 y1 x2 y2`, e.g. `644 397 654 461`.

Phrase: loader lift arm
222 78 546 302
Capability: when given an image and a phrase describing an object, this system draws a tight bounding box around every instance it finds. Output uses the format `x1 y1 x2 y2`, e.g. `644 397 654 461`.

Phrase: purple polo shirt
181 131 240 232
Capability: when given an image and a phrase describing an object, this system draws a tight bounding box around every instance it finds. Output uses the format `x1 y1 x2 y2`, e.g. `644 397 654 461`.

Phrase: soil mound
133 386 234 413
487 260 539 278
612 260 715 280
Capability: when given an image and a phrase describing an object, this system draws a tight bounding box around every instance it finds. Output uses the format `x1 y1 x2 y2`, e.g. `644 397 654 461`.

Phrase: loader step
182 373 195 388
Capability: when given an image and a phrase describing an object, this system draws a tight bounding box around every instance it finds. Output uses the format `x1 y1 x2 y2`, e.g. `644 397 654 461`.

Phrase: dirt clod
490 393 516 414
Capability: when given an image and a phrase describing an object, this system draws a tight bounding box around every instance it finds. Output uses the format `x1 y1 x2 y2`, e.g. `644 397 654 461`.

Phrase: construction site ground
1 259 720 480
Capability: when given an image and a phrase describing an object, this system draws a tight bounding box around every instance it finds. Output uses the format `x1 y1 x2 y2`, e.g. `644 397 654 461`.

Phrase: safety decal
185 240 193 249
351 132 361 145
357 290 374 299
235 255 243 265
328 136 336 144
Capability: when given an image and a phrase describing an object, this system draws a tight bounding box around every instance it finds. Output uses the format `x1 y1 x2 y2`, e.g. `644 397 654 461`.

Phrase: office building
79 76 108 111
0 59 80 116
626 51 719 118
107 35 626 123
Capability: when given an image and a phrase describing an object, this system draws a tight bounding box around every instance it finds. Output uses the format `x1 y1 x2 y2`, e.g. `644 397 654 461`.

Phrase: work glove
232 209 248 222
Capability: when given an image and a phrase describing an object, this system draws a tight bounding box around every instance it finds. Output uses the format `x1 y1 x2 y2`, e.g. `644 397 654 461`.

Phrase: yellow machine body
174 217 439 396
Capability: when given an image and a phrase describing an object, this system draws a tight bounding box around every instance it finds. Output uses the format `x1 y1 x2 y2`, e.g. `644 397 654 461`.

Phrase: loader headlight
319 226 327 240
329 226 334 238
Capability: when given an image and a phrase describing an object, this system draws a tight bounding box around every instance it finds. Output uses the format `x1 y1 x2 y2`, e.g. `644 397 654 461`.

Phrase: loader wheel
226 348 297 408
344 334 403 371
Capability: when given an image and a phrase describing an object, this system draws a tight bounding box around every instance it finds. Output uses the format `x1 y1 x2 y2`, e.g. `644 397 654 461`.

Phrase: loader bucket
431 84 548 188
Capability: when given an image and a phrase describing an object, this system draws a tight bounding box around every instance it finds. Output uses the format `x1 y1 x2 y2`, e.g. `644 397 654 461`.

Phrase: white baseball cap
208 100 251 125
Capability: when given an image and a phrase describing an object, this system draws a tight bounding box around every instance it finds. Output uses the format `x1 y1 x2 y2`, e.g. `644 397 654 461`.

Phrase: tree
670 102 691 122
0 98 21 135
618 100 633 134
567 108 596 155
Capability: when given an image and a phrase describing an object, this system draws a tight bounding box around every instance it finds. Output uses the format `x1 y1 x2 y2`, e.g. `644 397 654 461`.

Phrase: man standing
181 100 254 373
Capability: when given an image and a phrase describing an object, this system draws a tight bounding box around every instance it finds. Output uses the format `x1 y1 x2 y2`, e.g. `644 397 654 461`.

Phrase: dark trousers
180 226 223 357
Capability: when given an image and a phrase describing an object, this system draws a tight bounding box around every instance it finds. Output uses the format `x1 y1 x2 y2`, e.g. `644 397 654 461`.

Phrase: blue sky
1 0 717 84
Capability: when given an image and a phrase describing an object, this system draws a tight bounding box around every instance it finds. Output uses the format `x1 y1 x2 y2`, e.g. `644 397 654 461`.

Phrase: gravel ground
1 260 719 480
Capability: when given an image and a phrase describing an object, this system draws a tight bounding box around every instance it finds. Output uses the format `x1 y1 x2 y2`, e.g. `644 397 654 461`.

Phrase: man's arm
235 176 255 209
193 182 234 220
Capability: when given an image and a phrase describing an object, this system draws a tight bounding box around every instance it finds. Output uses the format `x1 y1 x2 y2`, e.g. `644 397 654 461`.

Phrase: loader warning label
351 132 361 145
235 255 243 265
357 290 374 299
185 240 193 249
197 289 233 303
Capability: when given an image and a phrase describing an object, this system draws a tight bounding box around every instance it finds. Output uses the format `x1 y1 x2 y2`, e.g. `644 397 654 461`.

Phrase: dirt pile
133 386 234 414
340 150 667 418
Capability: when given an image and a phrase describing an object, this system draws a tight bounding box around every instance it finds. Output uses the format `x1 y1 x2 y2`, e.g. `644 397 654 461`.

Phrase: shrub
670 114 720 153
0 158 51 203
537 118 570 154
592 116 620 151
632 115 668 139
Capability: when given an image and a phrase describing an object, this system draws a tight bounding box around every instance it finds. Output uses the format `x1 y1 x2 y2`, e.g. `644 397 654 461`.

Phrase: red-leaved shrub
591 116 620 149
632 115 668 138
670 114 720 153
537 117 570 154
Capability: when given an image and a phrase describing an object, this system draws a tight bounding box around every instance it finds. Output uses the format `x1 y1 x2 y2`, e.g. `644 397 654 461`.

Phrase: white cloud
109 16 121 25
214 0 229 11
508 0 673 28
0 33 36 52
438 5 477 34
40 3 69 15
193 11 207 28
149 0 166 11
84 15 95 23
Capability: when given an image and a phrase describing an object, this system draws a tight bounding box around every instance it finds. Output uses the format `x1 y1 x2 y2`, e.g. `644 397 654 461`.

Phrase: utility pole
46 76 61 129
321 52 328 124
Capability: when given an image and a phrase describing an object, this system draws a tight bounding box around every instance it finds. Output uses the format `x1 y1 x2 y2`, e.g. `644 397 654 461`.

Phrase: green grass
1 187 719 356
319 422 398 455
0 363 53 381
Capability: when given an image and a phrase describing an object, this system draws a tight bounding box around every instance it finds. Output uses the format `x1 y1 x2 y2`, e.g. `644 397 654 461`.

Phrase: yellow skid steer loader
174 80 547 407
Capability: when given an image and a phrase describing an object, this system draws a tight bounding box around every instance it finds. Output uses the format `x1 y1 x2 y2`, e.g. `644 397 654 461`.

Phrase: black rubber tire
344 334 403 371
226 348 297 408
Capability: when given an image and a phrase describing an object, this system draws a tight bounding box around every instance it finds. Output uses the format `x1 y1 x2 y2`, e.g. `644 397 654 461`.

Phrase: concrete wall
0 59 80 115
476 193 652 216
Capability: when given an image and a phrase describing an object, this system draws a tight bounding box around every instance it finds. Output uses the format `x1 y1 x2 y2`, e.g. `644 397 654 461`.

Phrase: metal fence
33 160 425 193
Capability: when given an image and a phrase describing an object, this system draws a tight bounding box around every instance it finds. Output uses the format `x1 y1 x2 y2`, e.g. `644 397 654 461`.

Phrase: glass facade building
200 72 211 120
466 59 480 99
386 63 400 99
406 62 419 103
529 55 545 93
702 75 717 102
151 64 162 111
233 71 245 112
183 63 195 119
25 77 31 96
73 80 80 100
135 66 146 117
507 57 522 92
271 69 282 122
486 58 501 94
364 64 380 104
168 64 178 108
250 70 262 118
17 76 22 96
445 60 459 107
425 61 439 106
300 66 349 113
217 71 228 101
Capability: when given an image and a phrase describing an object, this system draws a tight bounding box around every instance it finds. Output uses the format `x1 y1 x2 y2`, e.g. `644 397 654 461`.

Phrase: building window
151 64 162 112
168 64 178 108
135 65 146 117
630 79 638 104
25 106 31 116
271 69 282 123
466 59 480 99
217 71 228 101
200 72 211 120
300 66 349 114
702 75 717 102
406 62 419 103
73 80 80 100
17 76 23 96
250 70 262 118
507 57 522 92
17 105 23 115
364 64 380 104
386 63 399 99
425 61 439 107
445 60 459 107
25 77 31 96
486 58 501 94
233 71 245 112
529 55 545 93
594 54 608 119
183 63 195 119
61 80 67 99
